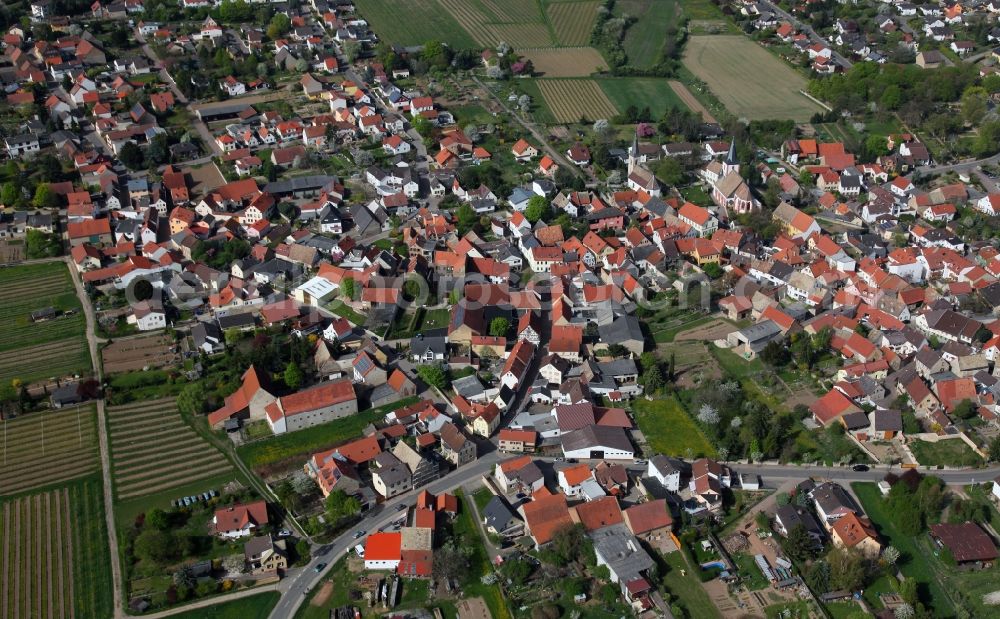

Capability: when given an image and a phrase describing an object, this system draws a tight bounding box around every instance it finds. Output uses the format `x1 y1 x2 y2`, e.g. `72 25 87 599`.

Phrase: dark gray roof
873 409 903 432
561 425 633 454
599 315 644 345
483 496 520 531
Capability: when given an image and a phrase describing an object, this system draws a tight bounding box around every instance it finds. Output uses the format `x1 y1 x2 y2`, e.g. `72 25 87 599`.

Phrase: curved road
268 451 503 619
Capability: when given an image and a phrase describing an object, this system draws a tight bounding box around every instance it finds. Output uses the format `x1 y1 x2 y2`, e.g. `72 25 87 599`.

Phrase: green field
683 36 823 122
0 474 114 619
909 439 983 467
632 396 716 458
597 77 689 118
354 0 477 48
236 397 420 471
170 592 280 619
851 483 954 616
0 261 89 384
616 0 679 68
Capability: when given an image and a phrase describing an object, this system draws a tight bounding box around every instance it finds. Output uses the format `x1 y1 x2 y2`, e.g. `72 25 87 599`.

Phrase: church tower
628 131 639 175
721 140 740 177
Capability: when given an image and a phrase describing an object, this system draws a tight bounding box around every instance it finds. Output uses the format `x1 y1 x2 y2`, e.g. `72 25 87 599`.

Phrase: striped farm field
0 475 113 619
481 0 544 22
547 0 601 46
536 78 619 122
0 261 88 385
484 23 554 48
353 0 477 48
107 398 233 501
522 47 608 77
0 405 99 497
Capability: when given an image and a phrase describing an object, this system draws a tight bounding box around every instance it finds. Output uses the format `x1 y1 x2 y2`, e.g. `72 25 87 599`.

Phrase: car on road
852 464 869 472
354 530 366 539
314 563 327 572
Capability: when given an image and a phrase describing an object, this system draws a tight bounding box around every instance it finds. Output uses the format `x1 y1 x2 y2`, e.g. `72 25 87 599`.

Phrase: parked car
852 464 870 472
278 529 291 537
396 503 407 511
314 563 327 572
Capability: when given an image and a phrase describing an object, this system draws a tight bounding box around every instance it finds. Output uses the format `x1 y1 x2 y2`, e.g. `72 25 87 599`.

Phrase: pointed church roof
725 140 738 166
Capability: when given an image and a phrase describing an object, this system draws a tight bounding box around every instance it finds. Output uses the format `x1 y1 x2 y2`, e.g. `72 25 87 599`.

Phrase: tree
655 157 684 186
642 364 663 392
784 524 816 562
433 541 472 582
953 399 976 420
1 181 19 206
524 195 551 223
176 382 208 416
284 361 303 390
340 277 356 300
25 230 61 259
881 546 900 566
295 539 311 564
499 557 532 585
416 364 448 390
172 567 195 591
32 183 59 209
961 86 988 126
146 508 170 531
119 142 144 170
696 404 719 425
489 317 510 338
828 548 866 592
702 262 723 279
325 489 362 523
456 203 477 235
989 436 1000 462
135 529 178 565
132 279 154 302
266 13 290 40
343 40 362 62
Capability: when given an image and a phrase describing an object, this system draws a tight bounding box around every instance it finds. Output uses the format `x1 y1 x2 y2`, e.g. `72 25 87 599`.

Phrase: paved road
66 256 125 618
269 451 502 619
915 152 1000 175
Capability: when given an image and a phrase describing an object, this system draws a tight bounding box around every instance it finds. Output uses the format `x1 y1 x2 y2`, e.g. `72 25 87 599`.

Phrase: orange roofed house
207 366 276 429
519 492 573 548
264 377 357 435
214 500 269 539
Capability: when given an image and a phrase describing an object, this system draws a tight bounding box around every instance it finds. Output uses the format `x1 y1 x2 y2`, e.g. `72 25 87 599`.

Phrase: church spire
725 139 737 166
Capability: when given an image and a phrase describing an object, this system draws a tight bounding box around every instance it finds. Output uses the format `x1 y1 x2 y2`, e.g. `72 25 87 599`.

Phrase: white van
354 544 365 558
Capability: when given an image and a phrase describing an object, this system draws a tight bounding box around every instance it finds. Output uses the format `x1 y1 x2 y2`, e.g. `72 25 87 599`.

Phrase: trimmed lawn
909 439 983 467
170 592 280 619
236 397 421 471
327 300 367 326
632 396 716 458
852 483 954 616
661 550 721 619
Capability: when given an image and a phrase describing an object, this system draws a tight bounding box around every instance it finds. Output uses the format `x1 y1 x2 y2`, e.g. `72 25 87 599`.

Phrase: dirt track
669 80 718 124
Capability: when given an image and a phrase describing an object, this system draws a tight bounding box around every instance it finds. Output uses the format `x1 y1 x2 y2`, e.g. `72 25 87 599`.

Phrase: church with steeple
699 140 758 217
625 132 661 198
